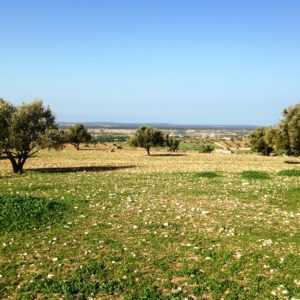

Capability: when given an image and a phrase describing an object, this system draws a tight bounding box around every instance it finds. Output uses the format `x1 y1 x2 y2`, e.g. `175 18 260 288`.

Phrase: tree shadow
150 153 187 157
285 160 300 165
0 175 15 180
77 148 107 151
27 165 136 174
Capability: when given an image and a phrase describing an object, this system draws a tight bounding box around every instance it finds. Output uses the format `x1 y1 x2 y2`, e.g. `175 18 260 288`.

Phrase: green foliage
130 126 164 155
277 103 300 156
249 127 275 156
0 195 66 232
249 103 300 157
198 143 215 153
67 124 92 150
241 170 270 180
165 134 180 152
277 169 300 177
195 171 219 178
0 99 59 173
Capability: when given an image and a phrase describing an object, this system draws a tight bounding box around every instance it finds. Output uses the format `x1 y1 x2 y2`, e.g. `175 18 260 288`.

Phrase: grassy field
0 146 300 299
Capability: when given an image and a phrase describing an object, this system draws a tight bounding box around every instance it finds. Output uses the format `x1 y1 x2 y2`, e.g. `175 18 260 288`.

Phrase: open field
0 147 300 299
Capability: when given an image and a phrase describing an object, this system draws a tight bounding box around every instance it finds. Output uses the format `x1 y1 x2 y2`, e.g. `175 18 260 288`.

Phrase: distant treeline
59 122 257 131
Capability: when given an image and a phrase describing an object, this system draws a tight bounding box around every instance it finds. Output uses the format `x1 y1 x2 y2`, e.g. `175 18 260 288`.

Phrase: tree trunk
9 157 19 173
146 147 151 156
7 153 26 174
17 159 25 174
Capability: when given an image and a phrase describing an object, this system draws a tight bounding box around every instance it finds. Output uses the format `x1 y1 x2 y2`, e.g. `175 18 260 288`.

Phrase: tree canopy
249 103 300 156
165 134 180 152
130 126 165 155
67 124 92 150
0 99 60 173
277 103 300 156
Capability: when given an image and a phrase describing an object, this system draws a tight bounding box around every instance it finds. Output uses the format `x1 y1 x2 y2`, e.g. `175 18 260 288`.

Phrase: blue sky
1 0 300 125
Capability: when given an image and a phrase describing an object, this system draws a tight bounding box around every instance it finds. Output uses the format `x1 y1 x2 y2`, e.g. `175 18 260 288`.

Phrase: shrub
198 144 215 153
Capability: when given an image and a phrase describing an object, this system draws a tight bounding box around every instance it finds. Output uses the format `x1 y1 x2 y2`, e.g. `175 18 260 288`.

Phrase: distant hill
59 122 257 131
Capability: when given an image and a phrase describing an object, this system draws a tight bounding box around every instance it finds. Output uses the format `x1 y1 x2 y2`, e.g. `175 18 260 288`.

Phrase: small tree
67 124 91 150
165 134 180 152
0 99 60 174
130 126 164 155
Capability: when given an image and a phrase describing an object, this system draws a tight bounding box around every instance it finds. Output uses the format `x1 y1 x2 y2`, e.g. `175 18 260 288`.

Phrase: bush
241 171 270 180
0 195 67 232
198 144 215 153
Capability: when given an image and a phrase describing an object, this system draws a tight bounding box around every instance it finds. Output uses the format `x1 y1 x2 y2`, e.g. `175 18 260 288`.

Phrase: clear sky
1 0 300 125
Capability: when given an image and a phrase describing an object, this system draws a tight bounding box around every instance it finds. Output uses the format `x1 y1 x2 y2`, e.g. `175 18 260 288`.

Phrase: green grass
0 195 67 232
241 170 270 180
280 187 300 209
20 260 165 300
278 169 300 177
0 151 300 299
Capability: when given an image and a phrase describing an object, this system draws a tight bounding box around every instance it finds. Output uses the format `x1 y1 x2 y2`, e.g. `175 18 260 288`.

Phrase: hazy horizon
1 1 299 126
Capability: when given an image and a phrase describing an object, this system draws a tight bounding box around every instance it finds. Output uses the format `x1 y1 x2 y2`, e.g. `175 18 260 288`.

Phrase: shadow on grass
27 165 136 174
77 148 108 151
241 170 270 180
278 169 300 177
284 160 300 165
195 171 220 178
150 153 187 157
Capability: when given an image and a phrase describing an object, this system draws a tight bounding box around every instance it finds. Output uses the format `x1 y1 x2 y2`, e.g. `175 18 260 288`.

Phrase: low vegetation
0 195 67 232
0 148 299 299
241 170 271 180
278 169 300 177
198 143 215 153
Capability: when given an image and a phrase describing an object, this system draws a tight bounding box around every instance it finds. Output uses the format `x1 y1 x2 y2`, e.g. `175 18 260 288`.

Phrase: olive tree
277 103 300 156
165 134 180 152
67 124 92 150
249 127 275 156
130 126 164 155
0 99 60 174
